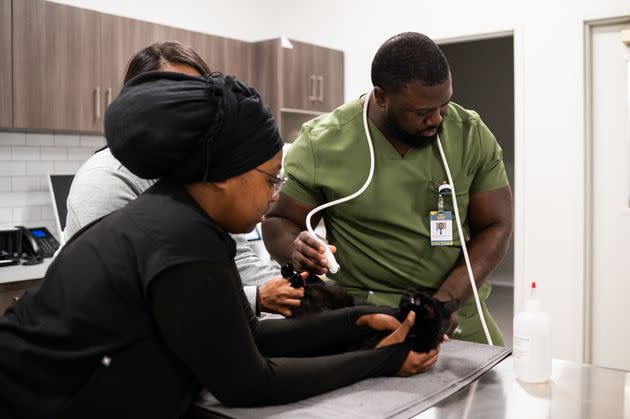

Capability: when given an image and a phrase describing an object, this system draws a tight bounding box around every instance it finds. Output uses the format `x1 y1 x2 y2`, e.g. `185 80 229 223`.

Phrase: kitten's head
397 289 458 352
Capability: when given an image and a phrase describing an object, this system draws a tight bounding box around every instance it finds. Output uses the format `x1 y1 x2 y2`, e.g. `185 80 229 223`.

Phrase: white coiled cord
305 90 376 273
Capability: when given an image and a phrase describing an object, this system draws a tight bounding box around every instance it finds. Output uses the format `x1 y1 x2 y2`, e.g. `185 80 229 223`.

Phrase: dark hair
124 41 211 83
371 32 449 93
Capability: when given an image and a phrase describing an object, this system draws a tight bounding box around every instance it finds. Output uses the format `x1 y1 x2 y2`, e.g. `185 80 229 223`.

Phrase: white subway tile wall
0 132 106 240
3 132 26 146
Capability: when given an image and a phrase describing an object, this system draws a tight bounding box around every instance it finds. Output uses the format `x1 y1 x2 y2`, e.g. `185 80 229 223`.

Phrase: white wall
0 133 105 241
47 0 283 41
245 0 629 363
45 0 630 362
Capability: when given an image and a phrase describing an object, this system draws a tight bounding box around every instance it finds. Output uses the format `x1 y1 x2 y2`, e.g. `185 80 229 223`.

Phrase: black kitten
291 274 355 317
281 263 356 317
396 289 459 353
282 264 458 352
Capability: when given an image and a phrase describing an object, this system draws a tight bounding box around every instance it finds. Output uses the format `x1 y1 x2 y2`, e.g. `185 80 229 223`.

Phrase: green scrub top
283 98 509 308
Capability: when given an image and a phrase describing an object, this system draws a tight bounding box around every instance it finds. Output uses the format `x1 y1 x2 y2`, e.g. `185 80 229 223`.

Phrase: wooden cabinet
281 40 344 113
224 38 252 83
100 15 254 120
7 2 341 136
100 13 194 118
190 34 252 83
0 0 11 129
189 32 222 75
314 46 344 112
101 15 154 119
12 0 102 133
252 38 344 142
9 0 254 134
251 38 282 114
281 40 316 111
0 279 40 315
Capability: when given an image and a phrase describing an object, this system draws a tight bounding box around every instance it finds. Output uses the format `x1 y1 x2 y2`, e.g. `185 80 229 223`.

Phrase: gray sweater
65 148 280 312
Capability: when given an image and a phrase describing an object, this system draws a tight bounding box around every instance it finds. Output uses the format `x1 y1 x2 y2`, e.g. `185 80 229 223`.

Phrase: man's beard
384 113 443 148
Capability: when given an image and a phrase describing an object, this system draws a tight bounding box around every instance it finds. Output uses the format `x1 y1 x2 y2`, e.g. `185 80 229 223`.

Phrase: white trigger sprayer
305 88 492 346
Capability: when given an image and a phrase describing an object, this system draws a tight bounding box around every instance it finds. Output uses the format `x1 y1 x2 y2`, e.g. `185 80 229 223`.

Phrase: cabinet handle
105 88 113 109
309 75 317 101
94 87 101 120
317 76 324 102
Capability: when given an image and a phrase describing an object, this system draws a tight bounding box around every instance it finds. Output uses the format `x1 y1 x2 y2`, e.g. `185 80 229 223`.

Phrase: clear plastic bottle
513 282 552 383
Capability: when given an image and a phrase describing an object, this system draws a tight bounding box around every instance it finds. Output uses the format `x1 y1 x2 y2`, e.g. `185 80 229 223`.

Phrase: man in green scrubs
262 32 513 345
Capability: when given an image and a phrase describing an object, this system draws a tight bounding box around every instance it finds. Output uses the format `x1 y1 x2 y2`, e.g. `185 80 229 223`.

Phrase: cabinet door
0 0 11 128
101 14 194 125
282 40 316 111
0 279 41 316
191 33 226 75
13 0 101 132
157 25 194 54
250 39 281 118
314 47 344 112
101 15 158 125
189 35 251 83
225 39 252 84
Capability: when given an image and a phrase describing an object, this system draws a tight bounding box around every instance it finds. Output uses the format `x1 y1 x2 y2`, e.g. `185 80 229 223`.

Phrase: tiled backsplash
0 132 105 241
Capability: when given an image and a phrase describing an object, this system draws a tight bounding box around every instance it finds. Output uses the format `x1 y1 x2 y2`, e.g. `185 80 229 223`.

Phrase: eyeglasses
254 168 287 197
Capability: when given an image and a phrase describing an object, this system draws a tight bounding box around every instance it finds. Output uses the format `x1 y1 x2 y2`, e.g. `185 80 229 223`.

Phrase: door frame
583 16 630 363
435 29 522 314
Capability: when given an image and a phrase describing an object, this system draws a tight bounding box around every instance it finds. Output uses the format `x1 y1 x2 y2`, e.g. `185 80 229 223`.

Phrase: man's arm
433 185 513 304
262 193 335 275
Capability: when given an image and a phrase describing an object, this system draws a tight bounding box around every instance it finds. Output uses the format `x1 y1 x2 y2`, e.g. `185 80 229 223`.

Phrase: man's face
381 75 452 148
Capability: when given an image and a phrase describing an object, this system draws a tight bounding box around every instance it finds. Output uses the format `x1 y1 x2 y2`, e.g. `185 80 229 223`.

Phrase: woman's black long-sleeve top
0 180 409 419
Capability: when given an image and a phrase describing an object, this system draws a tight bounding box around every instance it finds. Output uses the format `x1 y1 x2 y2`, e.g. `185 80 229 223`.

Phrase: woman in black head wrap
0 72 439 419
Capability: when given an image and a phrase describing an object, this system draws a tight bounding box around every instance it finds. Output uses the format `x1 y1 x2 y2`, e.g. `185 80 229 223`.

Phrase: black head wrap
104 71 283 182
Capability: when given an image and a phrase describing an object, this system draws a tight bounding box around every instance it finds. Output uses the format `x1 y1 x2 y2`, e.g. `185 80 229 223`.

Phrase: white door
590 22 630 371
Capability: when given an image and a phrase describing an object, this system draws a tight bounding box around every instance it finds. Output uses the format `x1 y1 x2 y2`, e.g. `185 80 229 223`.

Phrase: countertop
416 356 630 418
0 258 53 284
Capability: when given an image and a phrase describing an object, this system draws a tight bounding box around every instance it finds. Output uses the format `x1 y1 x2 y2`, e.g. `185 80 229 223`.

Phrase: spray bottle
513 281 552 383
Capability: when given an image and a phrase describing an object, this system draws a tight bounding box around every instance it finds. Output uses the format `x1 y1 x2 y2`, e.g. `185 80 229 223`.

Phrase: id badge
430 211 453 246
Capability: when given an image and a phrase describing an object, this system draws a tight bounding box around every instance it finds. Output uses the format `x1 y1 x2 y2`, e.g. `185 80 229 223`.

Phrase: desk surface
416 356 630 419
0 258 52 284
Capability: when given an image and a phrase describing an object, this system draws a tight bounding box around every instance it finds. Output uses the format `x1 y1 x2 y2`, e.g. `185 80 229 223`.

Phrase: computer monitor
47 174 75 242
245 224 262 241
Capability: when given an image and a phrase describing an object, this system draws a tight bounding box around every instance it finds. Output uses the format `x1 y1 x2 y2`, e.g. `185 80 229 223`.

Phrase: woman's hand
258 273 307 317
397 346 440 376
363 311 443 376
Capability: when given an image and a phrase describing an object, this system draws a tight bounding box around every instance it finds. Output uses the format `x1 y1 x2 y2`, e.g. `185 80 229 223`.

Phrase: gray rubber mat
193 340 511 419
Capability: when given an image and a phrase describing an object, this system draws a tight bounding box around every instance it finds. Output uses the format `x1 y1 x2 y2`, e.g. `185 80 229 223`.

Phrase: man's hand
258 273 307 317
290 231 336 275
433 291 460 336
371 311 442 376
